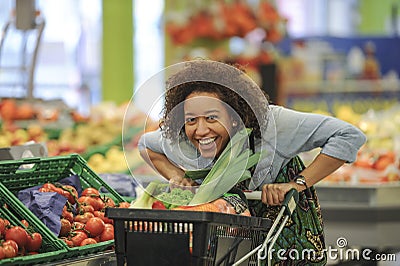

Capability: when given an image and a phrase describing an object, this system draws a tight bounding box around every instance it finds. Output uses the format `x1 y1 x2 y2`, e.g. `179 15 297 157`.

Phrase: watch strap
294 174 308 189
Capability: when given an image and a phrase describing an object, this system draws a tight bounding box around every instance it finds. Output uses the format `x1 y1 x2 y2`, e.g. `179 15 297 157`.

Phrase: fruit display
0 99 158 175
320 105 400 185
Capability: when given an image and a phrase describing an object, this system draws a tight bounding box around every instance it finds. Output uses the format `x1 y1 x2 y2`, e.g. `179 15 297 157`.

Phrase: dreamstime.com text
260 237 397 262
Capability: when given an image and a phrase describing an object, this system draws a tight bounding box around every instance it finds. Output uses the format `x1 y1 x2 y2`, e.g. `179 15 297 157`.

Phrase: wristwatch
294 174 308 189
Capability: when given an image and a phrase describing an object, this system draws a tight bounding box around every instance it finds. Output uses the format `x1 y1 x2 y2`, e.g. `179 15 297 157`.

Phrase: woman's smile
198 137 217 154
199 137 216 146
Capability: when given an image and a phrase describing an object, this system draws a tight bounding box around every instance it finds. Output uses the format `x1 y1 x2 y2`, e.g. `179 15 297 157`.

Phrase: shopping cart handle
282 188 299 216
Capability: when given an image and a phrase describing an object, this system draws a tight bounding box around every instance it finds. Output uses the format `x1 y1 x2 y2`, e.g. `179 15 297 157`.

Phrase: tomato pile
38 183 130 247
0 217 43 260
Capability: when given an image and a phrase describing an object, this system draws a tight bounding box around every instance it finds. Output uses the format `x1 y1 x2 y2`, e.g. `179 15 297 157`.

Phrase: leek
189 128 261 205
130 181 161 209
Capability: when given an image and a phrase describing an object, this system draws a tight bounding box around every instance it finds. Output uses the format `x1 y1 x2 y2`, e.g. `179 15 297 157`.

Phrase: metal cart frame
236 189 299 266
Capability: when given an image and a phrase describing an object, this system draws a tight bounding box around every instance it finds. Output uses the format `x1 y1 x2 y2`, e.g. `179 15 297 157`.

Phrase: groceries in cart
130 127 259 216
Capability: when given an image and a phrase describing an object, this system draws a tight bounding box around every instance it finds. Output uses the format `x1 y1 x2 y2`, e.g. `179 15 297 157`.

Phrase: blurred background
1 0 399 117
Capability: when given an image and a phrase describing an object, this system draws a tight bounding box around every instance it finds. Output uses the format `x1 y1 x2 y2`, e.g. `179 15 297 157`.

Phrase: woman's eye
206 115 218 122
185 117 196 124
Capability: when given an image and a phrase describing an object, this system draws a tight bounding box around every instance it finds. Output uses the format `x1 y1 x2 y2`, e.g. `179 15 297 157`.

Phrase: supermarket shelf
316 182 400 207
283 79 400 94
317 185 400 250
322 204 400 249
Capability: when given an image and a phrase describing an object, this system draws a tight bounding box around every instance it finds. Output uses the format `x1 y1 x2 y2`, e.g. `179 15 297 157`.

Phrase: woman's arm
139 148 196 187
260 106 367 206
261 153 345 205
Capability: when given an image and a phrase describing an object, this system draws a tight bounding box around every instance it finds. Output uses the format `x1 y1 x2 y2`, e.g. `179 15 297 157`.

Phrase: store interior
0 0 400 265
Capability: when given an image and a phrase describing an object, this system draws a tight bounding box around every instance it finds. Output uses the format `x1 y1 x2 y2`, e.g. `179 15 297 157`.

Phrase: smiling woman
137 59 366 265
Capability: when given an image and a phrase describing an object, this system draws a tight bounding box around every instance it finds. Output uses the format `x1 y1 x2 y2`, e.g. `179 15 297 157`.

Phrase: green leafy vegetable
156 188 194 209
189 128 261 205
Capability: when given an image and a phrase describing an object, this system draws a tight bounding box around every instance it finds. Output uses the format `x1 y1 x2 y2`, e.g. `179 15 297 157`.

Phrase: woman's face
184 91 234 158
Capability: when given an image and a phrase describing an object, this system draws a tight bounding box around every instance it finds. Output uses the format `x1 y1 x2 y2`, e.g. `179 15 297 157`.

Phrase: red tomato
80 238 97 246
0 246 5 259
77 196 91 204
103 197 115 208
60 237 74 247
81 188 100 197
2 244 17 258
74 212 95 224
59 218 71 237
78 196 103 211
93 211 113 224
38 187 52 193
71 221 85 230
2 240 18 253
26 232 42 252
70 231 88 247
91 197 105 211
85 217 105 237
62 209 74 223
5 226 29 248
118 202 131 208
100 225 114 242
3 218 10 227
42 183 56 191
152 201 167 209
20 219 29 228
0 218 6 236
104 223 114 231
93 235 101 243
62 185 78 204
77 204 95 214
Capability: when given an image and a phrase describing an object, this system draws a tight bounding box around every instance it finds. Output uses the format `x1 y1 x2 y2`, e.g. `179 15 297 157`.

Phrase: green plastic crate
0 154 127 260
0 198 68 265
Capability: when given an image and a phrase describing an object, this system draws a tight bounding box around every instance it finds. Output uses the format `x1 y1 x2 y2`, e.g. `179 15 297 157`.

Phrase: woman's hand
169 176 198 192
261 182 300 206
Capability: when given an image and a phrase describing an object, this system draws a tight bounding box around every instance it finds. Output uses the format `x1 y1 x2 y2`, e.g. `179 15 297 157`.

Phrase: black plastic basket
105 208 271 266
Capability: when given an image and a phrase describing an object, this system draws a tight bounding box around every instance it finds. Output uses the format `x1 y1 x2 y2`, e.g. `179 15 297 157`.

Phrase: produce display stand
0 154 127 265
105 189 299 266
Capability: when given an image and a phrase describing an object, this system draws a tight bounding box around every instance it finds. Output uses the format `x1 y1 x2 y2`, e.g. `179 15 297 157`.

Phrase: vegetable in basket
188 128 260 205
130 182 159 209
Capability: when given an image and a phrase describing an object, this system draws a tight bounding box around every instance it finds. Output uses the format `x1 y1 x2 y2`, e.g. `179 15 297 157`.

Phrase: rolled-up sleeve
273 106 367 163
321 124 367 163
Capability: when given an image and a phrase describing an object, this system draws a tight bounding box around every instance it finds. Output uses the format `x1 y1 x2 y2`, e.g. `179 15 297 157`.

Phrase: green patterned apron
246 156 327 266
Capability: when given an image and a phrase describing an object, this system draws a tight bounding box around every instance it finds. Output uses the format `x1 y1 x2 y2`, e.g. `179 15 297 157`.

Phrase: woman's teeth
199 138 215 145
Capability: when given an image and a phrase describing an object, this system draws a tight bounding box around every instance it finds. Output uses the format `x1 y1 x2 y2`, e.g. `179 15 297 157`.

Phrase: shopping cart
105 189 298 266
